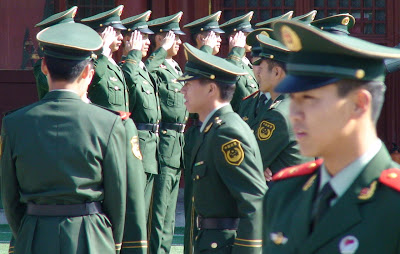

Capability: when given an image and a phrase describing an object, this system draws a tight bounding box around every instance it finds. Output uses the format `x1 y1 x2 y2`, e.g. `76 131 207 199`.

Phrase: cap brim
210 28 225 34
139 28 154 34
275 75 340 93
241 27 254 33
111 23 127 30
177 73 201 82
173 29 186 35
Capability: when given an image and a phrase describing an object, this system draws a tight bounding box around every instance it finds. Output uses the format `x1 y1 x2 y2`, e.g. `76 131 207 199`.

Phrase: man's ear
352 88 371 118
41 58 49 76
196 33 203 44
81 63 94 81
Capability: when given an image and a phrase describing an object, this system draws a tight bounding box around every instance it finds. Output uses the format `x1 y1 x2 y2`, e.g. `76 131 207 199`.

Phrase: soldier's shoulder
379 168 400 192
242 90 259 101
91 104 131 120
272 159 322 181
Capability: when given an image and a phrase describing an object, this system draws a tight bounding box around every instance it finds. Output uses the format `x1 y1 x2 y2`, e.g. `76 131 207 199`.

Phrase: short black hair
44 56 93 82
335 79 386 124
264 58 287 73
199 78 236 101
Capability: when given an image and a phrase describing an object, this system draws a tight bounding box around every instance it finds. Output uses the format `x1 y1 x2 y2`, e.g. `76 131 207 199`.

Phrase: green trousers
148 166 181 253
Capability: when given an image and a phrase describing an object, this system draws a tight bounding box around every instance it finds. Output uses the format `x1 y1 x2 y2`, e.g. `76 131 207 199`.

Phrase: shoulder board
379 168 400 192
92 104 131 120
272 159 323 181
242 90 259 101
214 116 225 127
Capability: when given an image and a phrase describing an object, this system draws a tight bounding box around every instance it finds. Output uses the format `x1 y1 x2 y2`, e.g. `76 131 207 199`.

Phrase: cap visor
173 29 186 35
139 28 154 34
241 27 254 33
275 75 340 93
177 73 201 82
210 28 226 34
111 23 127 30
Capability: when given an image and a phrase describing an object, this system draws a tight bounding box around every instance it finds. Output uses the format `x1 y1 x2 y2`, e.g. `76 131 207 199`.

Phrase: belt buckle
196 216 201 229
154 124 160 134
180 124 186 132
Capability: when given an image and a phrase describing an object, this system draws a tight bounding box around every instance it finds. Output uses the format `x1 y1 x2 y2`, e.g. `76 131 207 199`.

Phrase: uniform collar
200 103 230 132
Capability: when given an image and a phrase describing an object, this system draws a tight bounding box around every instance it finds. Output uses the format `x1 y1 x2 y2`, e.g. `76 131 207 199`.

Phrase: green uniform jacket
1 91 126 253
121 118 148 253
263 145 400 254
146 47 188 169
191 105 267 253
240 93 312 174
33 59 49 100
121 50 161 174
88 54 130 112
226 47 258 112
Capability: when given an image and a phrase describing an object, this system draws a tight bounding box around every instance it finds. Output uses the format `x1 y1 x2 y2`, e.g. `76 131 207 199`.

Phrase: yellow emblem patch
130 136 142 160
257 120 275 141
221 139 244 166
280 25 302 52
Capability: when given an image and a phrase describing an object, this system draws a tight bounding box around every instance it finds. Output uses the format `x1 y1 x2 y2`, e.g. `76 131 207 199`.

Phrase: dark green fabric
183 123 201 254
239 94 312 174
88 54 130 112
33 59 49 100
121 49 161 175
263 145 400 253
1 91 127 253
145 47 188 253
226 47 258 112
191 105 267 253
35 6 77 28
121 118 148 253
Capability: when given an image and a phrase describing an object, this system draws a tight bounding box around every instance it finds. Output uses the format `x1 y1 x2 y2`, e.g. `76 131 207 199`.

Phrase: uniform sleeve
230 76 248 113
257 111 290 172
121 50 143 110
102 117 127 251
226 47 245 67
1 119 26 238
33 59 49 100
214 127 267 254
145 47 167 72
121 119 148 254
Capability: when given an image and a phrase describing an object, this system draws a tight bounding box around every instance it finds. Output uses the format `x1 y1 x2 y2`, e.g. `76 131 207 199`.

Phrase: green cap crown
178 43 246 84
220 11 254 34
246 28 272 57
148 11 185 35
37 23 102 61
121 10 154 34
254 34 290 65
272 20 400 92
255 11 293 28
81 5 126 30
292 10 317 24
311 13 355 35
184 11 225 34
35 6 77 28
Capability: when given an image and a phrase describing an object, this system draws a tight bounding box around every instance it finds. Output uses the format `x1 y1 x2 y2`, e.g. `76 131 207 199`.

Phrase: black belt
196 216 240 230
26 202 102 217
160 122 186 133
136 123 159 133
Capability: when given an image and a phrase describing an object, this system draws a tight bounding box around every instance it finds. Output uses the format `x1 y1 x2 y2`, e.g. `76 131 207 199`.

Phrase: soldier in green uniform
182 10 226 254
1 23 126 254
263 20 400 254
120 11 162 220
311 13 355 35
179 43 267 254
33 6 78 100
81 5 130 112
220 11 259 112
239 34 312 180
145 12 188 253
255 11 293 29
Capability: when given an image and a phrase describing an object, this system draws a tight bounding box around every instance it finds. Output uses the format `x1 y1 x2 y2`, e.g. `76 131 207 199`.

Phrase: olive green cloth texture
121 49 161 175
33 59 49 100
191 105 267 253
1 91 127 254
184 11 225 35
35 6 77 28
263 146 400 253
120 118 148 253
148 11 185 35
239 93 312 174
121 10 153 34
219 11 254 34
226 46 258 112
81 5 126 30
88 54 130 112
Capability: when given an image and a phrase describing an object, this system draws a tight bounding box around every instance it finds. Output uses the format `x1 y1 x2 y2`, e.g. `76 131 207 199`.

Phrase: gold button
211 242 218 248
192 196 194 202
162 130 167 134
126 103 128 106
196 175 200 180
114 86 119 90
388 172 398 179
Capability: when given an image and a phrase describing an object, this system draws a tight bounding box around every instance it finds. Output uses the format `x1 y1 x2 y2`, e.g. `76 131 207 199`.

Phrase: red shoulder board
272 159 323 181
117 111 131 120
242 90 259 101
379 168 400 192
120 60 126 64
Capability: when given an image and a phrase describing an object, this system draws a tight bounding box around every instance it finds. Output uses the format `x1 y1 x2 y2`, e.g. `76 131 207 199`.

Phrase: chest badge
270 232 288 245
257 120 276 141
339 235 359 254
221 139 244 166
